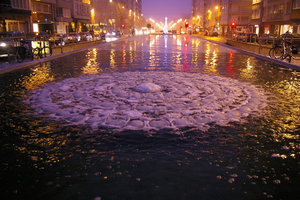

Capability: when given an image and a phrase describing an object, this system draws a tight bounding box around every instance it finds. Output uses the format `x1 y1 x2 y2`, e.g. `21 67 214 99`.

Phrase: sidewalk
192 34 300 70
0 36 129 74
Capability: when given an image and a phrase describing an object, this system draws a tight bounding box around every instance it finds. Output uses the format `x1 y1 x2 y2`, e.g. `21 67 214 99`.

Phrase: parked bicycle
33 40 52 59
269 38 297 63
16 40 33 63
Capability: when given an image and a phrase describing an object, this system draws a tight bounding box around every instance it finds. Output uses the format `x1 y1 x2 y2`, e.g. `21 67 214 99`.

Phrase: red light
185 21 189 28
231 22 235 26
121 24 125 28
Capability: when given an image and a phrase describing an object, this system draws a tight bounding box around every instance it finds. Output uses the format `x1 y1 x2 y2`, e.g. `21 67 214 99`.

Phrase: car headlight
0 42 6 47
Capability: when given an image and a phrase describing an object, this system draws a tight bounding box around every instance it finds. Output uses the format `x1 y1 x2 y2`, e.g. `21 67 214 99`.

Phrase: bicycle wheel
33 48 40 59
269 46 283 59
16 51 24 63
286 55 292 63
26 48 33 61
41 47 52 57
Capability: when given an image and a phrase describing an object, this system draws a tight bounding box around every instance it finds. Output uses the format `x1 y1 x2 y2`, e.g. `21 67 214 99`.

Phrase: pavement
192 34 300 70
1 34 300 74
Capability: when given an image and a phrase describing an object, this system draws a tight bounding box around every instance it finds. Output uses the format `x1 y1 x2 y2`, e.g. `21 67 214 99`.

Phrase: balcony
56 15 72 23
265 13 290 21
32 13 53 23
291 9 300 20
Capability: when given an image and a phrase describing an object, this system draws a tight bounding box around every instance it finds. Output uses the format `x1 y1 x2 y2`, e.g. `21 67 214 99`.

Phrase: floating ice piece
135 83 161 93
271 154 280 158
124 111 142 118
59 85 70 91
282 146 289 150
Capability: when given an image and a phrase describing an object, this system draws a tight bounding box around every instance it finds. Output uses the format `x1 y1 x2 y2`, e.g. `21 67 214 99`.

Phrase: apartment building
253 0 300 36
91 0 142 33
0 0 32 33
31 0 55 34
192 0 207 30
192 0 300 36
192 0 252 35
221 0 252 35
0 0 91 34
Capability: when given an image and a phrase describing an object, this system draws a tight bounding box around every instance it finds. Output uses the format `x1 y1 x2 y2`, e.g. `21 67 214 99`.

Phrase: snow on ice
23 71 269 132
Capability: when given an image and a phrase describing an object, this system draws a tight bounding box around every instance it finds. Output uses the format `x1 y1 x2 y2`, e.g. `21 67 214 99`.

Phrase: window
33 2 52 14
268 6 273 14
293 0 300 9
57 8 71 18
238 16 250 24
280 3 285 12
287 2 292 13
252 9 261 19
11 0 30 10
273 4 279 13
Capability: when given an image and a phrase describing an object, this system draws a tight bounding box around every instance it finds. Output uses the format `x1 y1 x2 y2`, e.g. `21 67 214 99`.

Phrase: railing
230 35 300 55
0 33 106 63
0 4 11 8
266 13 284 20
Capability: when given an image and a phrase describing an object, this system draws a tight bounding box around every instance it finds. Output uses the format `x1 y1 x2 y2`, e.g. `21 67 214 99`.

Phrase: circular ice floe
24 72 269 132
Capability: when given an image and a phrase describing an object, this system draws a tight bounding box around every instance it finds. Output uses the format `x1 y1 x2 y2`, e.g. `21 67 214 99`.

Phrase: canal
1 35 300 200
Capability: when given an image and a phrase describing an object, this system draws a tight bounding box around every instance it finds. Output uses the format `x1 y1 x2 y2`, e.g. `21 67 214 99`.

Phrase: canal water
1 35 300 200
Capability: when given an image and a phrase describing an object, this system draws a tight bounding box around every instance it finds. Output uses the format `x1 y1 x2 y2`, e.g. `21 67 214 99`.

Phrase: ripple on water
24 71 269 132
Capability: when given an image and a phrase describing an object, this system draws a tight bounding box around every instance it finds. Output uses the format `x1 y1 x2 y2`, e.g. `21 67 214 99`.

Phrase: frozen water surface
24 71 268 132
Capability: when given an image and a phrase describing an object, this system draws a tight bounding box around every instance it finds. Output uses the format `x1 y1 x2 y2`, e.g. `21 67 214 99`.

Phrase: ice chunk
124 111 142 118
59 86 70 91
135 83 161 93
127 120 144 128
149 119 169 128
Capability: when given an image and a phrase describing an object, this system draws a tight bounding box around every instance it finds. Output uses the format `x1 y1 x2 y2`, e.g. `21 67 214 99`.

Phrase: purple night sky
142 0 192 23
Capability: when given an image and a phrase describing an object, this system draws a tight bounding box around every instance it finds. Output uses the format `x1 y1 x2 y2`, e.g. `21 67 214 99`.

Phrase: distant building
0 0 32 33
91 0 142 33
191 0 300 36
0 0 91 34
256 0 300 36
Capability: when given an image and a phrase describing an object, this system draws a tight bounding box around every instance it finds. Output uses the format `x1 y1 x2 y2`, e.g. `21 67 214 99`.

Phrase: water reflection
82 48 100 74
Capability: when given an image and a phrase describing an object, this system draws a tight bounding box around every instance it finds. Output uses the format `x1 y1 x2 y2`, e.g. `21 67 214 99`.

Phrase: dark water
1 35 300 200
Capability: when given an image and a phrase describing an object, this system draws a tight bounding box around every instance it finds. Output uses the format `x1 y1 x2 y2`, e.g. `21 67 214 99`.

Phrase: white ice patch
135 83 161 93
23 72 269 132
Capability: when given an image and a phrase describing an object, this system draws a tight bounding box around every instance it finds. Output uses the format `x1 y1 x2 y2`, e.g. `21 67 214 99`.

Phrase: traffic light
231 22 236 28
185 21 189 28
121 24 125 29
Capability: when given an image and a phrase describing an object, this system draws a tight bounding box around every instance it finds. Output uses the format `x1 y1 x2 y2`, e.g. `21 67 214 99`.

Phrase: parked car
50 33 68 45
26 32 50 41
233 32 245 41
279 33 300 45
259 34 278 45
243 33 257 43
68 32 81 43
79 32 93 41
113 30 122 37
107 30 121 38
0 31 26 50
208 32 219 36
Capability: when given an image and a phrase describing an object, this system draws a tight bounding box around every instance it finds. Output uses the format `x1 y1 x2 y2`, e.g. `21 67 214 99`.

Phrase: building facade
1 0 92 34
192 0 300 36
91 0 143 34
253 0 300 36
0 0 32 33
